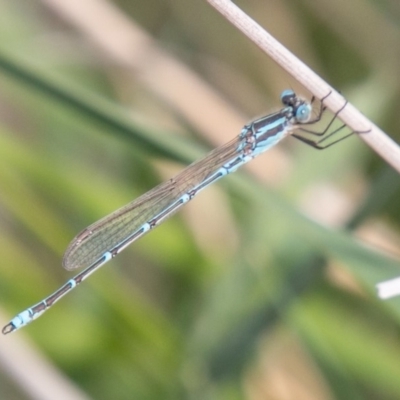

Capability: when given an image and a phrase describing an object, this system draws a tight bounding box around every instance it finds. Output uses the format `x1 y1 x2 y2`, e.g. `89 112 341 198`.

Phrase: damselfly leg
292 94 368 149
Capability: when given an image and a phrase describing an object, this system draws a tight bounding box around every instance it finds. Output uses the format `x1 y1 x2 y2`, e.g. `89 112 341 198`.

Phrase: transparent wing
63 136 241 270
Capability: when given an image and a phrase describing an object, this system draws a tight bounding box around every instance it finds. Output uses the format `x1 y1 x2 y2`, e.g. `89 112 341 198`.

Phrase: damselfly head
280 89 297 106
280 89 312 124
295 103 312 123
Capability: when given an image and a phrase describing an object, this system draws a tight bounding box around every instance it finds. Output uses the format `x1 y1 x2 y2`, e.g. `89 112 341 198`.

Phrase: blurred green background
1 0 400 399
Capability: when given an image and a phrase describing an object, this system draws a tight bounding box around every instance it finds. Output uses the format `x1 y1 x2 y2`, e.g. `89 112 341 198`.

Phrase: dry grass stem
207 0 400 173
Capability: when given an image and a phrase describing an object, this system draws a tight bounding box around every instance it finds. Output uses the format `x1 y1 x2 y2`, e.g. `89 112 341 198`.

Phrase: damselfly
2 90 353 334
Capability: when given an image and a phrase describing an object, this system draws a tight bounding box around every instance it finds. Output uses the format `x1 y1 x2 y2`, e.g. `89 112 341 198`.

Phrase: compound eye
296 104 311 122
280 89 295 106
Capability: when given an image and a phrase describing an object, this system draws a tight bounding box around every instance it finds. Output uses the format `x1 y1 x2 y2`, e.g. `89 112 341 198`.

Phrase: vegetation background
1 0 400 399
